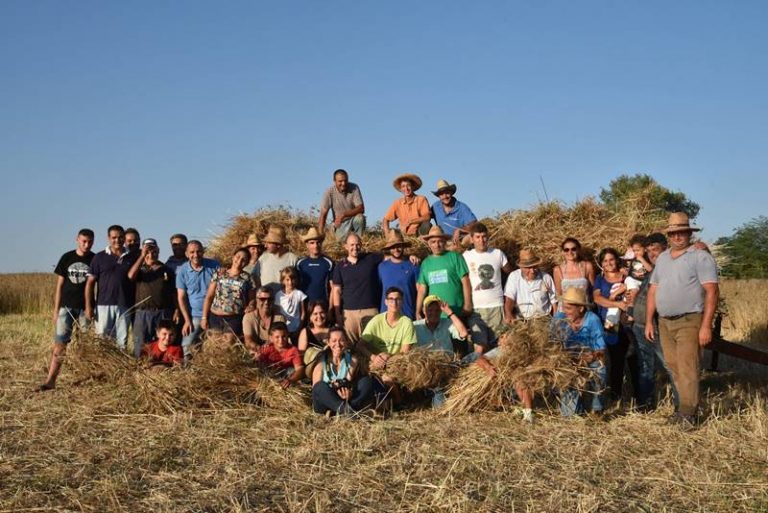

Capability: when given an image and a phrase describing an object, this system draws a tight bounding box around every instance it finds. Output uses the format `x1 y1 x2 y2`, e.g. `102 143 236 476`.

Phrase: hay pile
442 318 590 415
69 332 308 414
384 350 460 391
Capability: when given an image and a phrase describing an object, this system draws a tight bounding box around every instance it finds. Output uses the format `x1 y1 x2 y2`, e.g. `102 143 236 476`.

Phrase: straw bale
384 350 460 391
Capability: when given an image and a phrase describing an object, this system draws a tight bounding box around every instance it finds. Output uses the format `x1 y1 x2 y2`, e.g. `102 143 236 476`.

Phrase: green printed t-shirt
417 251 469 315
361 313 416 355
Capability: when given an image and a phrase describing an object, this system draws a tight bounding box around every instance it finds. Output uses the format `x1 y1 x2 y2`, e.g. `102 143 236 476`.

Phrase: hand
182 321 192 336
337 386 351 401
200 318 208 331
140 245 150 259
579 352 596 364
280 378 292 389
452 230 461 245
644 324 655 343
172 310 180 324
85 306 94 321
609 284 627 300
616 302 628 312
371 353 387 370
52 309 59 324
415 311 423 321
408 254 421 266
244 302 255 313
439 301 453 317
699 325 713 347
334 217 343 229
461 305 473 317
504 316 517 326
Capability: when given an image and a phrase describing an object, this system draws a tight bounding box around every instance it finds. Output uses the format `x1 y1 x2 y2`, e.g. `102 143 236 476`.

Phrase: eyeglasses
562 247 578 252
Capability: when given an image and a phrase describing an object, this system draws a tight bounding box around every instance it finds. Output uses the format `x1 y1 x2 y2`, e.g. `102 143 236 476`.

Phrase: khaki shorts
469 306 504 347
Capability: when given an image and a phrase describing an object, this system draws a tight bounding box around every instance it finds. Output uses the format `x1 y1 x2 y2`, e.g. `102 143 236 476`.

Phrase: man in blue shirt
297 227 334 304
430 179 478 246
176 240 220 358
378 230 419 319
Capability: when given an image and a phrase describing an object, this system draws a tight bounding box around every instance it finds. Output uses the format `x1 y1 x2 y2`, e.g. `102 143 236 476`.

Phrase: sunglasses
562 247 578 252
256 297 272 302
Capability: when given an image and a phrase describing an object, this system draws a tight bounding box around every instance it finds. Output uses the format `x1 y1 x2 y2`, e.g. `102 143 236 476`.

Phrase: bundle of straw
384 350 460 391
442 318 590 416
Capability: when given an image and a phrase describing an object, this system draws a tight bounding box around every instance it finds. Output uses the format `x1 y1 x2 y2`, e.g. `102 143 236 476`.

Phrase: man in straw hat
463 223 513 352
504 248 557 322
296 227 334 303
378 229 419 319
258 225 298 294
552 287 607 417
318 168 366 238
430 179 477 245
242 233 264 281
416 226 472 337
645 212 719 428
383 173 432 237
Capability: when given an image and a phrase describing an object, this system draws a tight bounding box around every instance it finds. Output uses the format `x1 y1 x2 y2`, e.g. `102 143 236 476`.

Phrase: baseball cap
142 238 158 247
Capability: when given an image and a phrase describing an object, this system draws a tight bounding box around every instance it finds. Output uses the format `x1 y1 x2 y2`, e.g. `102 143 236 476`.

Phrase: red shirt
142 341 184 365
257 344 302 370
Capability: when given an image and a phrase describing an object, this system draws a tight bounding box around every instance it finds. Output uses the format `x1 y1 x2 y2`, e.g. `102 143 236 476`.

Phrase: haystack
384 350 460 391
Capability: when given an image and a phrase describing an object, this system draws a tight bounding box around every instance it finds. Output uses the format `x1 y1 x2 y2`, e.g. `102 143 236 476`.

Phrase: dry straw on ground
385 350 460 391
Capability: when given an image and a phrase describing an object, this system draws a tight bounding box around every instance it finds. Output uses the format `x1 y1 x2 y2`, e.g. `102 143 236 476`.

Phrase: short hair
256 286 273 298
157 319 175 332
644 232 668 249
107 225 125 235
470 223 488 235
125 227 140 239
170 233 188 244
280 266 299 284
561 237 582 251
385 286 403 298
328 326 346 339
269 321 289 335
333 169 348 180
187 240 204 251
345 232 361 245
78 228 95 239
597 247 621 266
628 234 646 247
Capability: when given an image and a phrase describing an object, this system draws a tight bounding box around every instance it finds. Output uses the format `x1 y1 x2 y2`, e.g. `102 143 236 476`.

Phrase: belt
660 312 698 321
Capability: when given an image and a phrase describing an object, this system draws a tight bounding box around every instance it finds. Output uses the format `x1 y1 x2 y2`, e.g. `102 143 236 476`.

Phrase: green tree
715 216 768 279
599 173 700 219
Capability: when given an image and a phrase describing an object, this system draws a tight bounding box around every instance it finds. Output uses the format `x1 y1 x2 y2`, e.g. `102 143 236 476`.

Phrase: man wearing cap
645 213 719 427
258 225 298 294
165 233 188 273
430 179 478 245
415 226 472 328
414 295 469 355
85 224 140 350
463 223 513 350
383 173 432 236
176 240 220 358
127 238 178 358
378 230 419 320
242 233 264 281
503 248 557 322
296 227 334 303
318 169 366 238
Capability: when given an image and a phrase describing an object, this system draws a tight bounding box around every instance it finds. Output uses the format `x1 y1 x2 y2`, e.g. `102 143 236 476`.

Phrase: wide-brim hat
421 225 451 242
301 227 325 243
303 346 322 379
245 233 264 248
517 248 542 268
263 225 288 245
432 179 457 197
382 229 412 250
665 212 700 233
559 287 591 306
392 173 423 192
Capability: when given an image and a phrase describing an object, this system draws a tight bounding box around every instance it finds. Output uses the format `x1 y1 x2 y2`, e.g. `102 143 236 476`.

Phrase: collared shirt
384 195 430 235
176 258 220 317
320 183 364 220
431 199 477 235
413 318 461 354
650 246 718 317
504 269 557 319
88 248 138 307
332 252 384 310
551 311 606 352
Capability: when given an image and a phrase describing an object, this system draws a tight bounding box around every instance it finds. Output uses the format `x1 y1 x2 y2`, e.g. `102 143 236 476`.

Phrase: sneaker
521 408 535 424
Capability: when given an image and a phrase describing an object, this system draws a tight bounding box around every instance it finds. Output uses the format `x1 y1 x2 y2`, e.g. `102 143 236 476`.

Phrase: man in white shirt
504 248 557 322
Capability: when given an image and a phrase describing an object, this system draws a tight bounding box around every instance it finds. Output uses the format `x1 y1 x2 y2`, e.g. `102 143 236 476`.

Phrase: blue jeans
96 305 130 350
180 316 203 358
559 360 607 416
312 376 374 415
54 307 88 344
334 214 366 239
633 323 679 410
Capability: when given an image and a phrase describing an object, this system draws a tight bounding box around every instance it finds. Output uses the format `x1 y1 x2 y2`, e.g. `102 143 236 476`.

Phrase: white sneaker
522 408 535 424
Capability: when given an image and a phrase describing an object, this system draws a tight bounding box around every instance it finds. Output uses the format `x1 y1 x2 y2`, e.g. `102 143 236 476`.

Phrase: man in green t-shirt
415 226 472 321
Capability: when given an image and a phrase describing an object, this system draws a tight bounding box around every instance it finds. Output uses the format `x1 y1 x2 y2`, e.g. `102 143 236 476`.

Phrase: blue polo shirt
431 199 477 235
297 255 334 303
176 258 220 317
551 312 606 352
378 259 419 319
331 252 383 310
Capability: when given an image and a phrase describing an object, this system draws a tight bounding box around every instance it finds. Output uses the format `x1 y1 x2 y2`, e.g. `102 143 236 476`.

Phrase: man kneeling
141 319 184 371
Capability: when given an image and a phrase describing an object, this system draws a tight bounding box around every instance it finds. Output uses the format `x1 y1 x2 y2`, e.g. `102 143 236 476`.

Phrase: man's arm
699 282 719 347
85 276 96 320
52 275 65 323
503 296 516 324
318 206 330 234
332 284 343 326
127 247 148 281
461 274 473 315
644 284 657 342
177 288 193 335
415 283 427 320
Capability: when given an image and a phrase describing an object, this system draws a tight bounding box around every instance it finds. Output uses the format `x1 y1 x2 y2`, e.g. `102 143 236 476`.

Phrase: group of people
39 169 719 429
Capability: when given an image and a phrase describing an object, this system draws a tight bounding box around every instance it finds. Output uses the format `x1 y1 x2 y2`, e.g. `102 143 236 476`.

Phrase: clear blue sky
1 1 765 272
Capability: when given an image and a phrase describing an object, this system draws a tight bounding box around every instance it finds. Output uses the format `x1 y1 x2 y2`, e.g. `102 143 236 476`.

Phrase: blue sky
1 1 765 272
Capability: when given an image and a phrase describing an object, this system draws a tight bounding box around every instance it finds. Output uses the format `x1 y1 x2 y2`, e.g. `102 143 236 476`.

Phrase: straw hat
431 179 457 197
303 346 322 379
382 229 411 250
244 233 264 247
263 225 288 245
516 248 542 268
664 212 700 234
392 173 423 192
421 225 451 242
301 227 325 243
559 287 591 306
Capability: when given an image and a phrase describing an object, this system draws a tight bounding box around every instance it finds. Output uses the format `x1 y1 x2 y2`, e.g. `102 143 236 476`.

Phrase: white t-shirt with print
463 248 508 308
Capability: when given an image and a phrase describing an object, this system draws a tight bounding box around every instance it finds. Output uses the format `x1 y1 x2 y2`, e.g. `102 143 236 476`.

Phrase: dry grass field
1 275 767 512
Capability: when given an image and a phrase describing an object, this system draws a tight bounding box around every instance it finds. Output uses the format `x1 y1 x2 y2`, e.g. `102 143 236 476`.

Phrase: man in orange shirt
382 173 432 237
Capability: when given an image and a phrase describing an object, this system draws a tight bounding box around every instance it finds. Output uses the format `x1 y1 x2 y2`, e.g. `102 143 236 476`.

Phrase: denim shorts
54 307 87 344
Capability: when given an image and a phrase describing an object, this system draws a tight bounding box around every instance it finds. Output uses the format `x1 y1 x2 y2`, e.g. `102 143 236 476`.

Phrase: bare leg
39 343 67 390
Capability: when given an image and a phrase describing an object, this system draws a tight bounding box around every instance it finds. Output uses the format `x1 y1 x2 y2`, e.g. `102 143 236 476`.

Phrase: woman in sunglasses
553 237 596 298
